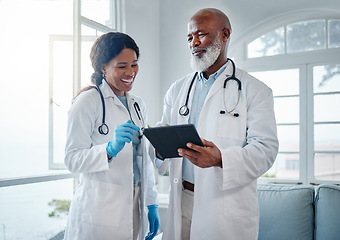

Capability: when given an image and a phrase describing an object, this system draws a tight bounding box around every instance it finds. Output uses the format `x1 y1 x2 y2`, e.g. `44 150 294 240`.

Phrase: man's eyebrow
187 30 199 37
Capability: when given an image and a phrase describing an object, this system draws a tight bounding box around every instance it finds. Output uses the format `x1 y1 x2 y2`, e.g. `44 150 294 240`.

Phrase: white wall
158 0 235 98
123 0 161 126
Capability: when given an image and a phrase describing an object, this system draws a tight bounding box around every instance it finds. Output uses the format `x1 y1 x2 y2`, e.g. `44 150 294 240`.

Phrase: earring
102 73 106 79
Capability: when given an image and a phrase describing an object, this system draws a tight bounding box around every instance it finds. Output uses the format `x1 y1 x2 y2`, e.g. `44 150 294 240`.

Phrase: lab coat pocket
216 115 245 147
84 181 123 228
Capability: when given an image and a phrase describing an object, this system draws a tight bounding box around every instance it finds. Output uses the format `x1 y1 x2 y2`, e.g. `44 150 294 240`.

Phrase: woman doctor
64 32 159 240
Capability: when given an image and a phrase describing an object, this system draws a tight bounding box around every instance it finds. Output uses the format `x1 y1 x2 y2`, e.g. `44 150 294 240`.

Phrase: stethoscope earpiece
220 110 239 117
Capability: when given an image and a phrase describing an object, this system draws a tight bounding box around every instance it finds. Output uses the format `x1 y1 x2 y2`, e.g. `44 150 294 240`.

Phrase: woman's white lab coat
155 63 279 240
64 80 158 240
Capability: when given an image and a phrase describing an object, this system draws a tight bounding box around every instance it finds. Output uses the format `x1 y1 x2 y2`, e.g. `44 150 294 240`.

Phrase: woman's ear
101 66 106 74
101 66 107 79
101 66 107 77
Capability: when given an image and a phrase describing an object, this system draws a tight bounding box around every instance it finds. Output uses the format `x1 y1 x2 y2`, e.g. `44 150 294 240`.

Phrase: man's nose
191 36 201 48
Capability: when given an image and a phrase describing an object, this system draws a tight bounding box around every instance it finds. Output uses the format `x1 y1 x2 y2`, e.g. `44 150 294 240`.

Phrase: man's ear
222 28 230 42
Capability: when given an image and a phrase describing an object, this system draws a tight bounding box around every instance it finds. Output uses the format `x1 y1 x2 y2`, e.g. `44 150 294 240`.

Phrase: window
0 0 121 238
287 20 326 53
0 0 73 178
313 64 340 180
248 19 340 58
243 16 340 184
49 35 74 169
49 0 119 169
251 69 300 180
247 27 284 58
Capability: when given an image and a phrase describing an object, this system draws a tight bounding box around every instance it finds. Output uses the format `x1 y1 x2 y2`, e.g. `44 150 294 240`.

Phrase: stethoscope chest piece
98 123 109 135
179 105 190 116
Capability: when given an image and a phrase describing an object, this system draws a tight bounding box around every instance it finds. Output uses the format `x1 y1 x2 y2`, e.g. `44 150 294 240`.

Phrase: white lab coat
64 80 158 240
155 63 279 240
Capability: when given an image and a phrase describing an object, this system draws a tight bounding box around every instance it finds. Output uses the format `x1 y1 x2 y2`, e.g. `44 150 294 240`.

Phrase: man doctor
155 8 279 240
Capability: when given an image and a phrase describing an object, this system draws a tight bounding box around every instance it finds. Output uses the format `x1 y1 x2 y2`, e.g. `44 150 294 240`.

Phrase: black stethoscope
179 58 241 118
95 86 145 135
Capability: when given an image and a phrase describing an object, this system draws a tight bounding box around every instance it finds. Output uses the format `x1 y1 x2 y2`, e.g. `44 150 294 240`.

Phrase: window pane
81 25 105 36
277 125 300 152
81 40 97 87
287 20 326 53
315 153 340 180
251 69 299 96
328 19 340 48
248 27 284 58
314 124 340 151
274 97 299 124
0 0 72 178
313 64 340 93
51 40 73 165
314 94 340 122
263 153 299 180
81 0 114 28
80 28 102 88
0 179 73 239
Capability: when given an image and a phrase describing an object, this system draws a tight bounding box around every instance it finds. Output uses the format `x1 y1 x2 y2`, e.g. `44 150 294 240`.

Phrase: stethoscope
179 58 241 118
95 86 145 135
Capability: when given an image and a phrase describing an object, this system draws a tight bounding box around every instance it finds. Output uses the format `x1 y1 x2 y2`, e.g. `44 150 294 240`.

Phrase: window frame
233 13 340 185
0 0 122 188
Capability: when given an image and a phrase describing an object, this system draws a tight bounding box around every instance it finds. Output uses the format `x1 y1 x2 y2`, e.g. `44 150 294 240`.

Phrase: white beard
190 37 223 73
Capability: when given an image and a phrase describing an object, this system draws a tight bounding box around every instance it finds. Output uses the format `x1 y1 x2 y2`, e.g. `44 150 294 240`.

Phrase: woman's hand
145 205 160 240
106 120 140 158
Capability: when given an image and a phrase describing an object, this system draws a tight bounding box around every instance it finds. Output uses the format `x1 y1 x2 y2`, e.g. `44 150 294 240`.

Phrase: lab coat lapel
204 63 233 103
99 80 123 107
126 93 143 129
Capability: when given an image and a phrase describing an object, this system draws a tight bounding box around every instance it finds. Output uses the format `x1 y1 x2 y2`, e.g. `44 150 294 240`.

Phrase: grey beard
190 39 222 73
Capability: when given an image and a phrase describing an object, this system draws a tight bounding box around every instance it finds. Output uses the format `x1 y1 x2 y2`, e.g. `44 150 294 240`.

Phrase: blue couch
257 184 340 240
156 184 340 240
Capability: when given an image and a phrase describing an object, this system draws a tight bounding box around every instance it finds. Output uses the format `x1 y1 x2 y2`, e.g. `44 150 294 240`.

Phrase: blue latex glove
106 120 140 158
145 205 160 240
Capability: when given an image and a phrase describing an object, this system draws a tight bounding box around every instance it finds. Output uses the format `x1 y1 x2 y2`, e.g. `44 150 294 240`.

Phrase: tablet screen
143 124 203 159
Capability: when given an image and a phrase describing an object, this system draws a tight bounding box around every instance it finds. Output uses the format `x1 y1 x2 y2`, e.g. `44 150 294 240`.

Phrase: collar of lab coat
204 61 235 102
98 79 134 106
99 79 115 99
98 79 141 128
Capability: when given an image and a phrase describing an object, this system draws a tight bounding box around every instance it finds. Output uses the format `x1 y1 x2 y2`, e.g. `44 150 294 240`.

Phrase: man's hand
178 138 222 168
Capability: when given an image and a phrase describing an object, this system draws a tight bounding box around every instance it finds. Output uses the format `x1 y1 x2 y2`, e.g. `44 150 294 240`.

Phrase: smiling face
187 9 231 76
101 48 139 97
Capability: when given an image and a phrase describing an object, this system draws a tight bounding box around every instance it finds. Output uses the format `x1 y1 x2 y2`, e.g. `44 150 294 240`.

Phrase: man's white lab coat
155 63 279 240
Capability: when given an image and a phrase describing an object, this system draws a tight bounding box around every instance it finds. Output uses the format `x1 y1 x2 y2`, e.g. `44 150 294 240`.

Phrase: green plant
48 199 71 218
262 173 276 178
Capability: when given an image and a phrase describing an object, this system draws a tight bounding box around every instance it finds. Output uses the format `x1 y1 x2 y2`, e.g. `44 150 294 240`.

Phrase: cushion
314 184 340 240
257 184 314 240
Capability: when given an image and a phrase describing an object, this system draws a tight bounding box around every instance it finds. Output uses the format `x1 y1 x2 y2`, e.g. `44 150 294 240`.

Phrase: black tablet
143 124 203 159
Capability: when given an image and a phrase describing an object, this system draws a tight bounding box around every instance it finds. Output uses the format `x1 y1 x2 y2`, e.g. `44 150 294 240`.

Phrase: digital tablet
143 124 204 159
